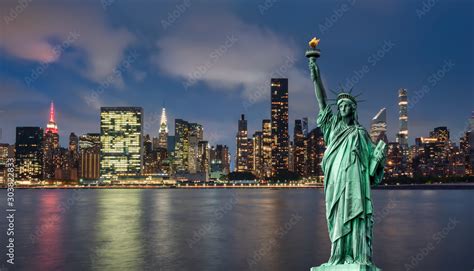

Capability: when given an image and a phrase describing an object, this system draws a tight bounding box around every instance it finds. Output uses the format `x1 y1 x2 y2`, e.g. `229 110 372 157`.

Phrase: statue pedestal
310 263 381 271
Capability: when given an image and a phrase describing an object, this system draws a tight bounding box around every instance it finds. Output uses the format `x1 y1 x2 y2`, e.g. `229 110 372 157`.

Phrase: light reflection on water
93 190 143 270
0 189 473 271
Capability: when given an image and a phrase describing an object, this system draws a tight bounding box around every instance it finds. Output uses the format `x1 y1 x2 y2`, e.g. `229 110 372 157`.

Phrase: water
0 189 473 271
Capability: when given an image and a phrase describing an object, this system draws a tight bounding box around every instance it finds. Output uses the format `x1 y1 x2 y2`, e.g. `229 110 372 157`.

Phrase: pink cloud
0 2 135 84
8 40 59 63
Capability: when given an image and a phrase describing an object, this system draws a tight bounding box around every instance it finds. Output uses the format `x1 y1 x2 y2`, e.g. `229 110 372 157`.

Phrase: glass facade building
100 107 143 180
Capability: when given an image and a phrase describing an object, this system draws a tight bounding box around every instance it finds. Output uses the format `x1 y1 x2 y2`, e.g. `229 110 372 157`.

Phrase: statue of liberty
306 38 386 271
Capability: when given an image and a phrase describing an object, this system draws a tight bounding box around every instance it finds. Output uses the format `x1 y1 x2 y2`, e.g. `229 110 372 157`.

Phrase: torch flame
309 37 320 48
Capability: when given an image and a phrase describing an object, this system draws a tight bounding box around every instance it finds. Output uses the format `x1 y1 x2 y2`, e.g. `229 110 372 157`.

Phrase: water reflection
92 190 143 271
32 191 64 271
2 189 472 271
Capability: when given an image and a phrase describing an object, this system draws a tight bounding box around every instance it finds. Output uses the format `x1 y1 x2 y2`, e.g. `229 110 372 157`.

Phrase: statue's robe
317 106 385 265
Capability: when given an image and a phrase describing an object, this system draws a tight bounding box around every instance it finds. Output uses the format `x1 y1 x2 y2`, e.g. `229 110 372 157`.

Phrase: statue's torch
305 37 321 60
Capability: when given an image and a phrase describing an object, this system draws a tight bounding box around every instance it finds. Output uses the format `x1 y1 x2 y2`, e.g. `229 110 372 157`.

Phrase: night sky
1 0 473 160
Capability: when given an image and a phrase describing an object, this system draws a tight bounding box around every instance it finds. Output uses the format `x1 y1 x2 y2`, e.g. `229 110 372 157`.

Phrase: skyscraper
262 119 272 178
45 101 58 134
397 89 408 147
210 144 230 175
385 142 404 178
236 114 249 172
175 119 190 172
43 101 59 179
67 132 79 181
158 107 168 149
0 143 10 184
460 130 473 176
370 108 387 143
397 88 409 175
174 119 203 173
143 134 158 174
467 112 474 175
188 122 203 173
294 119 306 177
288 141 294 173
271 78 289 176
302 117 309 137
252 131 264 178
100 107 143 180
197 141 210 178
306 127 325 179
15 127 43 181
79 133 100 180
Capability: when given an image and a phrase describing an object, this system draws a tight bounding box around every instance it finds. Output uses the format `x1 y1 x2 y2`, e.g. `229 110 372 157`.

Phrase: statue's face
338 100 355 118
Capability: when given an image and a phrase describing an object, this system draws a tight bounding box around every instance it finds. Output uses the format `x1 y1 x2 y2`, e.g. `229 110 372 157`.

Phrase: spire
49 101 55 122
159 107 168 133
45 101 58 134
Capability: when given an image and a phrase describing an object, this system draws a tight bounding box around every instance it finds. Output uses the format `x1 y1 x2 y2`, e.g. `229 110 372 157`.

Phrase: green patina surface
308 50 386 270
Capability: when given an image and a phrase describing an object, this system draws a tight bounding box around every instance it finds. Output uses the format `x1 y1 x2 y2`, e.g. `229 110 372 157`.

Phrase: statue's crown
328 86 364 106
337 93 357 105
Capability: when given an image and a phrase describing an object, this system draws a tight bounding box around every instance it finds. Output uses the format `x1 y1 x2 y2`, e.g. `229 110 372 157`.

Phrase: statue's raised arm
306 37 327 110
309 58 327 110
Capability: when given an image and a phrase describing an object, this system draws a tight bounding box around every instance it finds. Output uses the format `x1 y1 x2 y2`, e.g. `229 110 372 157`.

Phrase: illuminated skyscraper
294 119 306 177
143 134 160 174
288 141 294 172
197 141 210 178
45 101 58 134
210 144 230 175
0 144 8 166
236 114 249 172
0 143 10 184
460 130 473 176
397 89 408 147
271 78 289 176
396 89 409 175
174 119 203 173
252 131 264 178
158 108 168 149
100 107 143 180
15 127 43 181
306 127 325 179
262 119 272 178
175 119 190 172
385 142 404 177
188 122 203 173
370 108 387 143
430 126 449 143
43 101 59 179
467 112 474 175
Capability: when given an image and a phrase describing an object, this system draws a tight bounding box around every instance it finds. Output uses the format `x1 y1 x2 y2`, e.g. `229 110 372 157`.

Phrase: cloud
0 1 135 84
153 12 312 104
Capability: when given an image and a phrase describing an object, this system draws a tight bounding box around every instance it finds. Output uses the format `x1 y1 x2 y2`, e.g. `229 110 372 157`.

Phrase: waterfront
0 189 473 271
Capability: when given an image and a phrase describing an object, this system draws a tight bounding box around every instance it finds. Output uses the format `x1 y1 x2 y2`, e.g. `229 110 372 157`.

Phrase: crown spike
338 83 344 92
328 88 339 96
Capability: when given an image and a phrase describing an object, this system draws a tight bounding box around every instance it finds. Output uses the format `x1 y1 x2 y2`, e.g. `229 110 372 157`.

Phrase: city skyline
6 86 473 178
1 0 473 160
